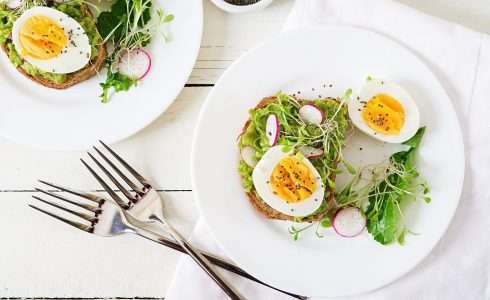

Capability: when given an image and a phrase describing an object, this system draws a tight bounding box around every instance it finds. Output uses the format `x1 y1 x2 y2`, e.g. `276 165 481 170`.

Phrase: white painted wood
2 0 490 296
188 0 293 84
0 192 198 297
0 87 210 191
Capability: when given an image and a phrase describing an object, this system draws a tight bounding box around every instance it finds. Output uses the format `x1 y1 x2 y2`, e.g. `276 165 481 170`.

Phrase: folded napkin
166 0 490 299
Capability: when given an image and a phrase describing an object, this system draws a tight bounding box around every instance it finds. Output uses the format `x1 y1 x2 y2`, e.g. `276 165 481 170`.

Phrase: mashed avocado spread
0 1 102 84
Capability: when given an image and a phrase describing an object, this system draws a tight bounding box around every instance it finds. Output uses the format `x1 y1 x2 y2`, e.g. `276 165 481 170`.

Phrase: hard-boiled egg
348 78 420 143
252 146 324 217
11 6 91 74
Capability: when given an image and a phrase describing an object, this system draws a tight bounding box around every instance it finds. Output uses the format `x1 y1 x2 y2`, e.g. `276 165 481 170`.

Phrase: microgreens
97 0 174 102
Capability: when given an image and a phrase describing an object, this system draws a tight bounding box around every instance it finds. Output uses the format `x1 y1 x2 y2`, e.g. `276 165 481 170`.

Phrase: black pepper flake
329 84 333 88
359 147 363 151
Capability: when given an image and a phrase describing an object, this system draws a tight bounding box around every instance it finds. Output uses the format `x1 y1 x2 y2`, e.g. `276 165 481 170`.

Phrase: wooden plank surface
2 0 490 297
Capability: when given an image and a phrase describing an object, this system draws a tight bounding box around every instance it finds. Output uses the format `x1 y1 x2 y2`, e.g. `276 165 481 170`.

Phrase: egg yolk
361 93 405 135
19 15 68 60
270 156 317 203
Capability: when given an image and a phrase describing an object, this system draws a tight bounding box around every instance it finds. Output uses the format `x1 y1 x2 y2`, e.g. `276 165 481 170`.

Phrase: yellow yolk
19 15 67 60
361 93 405 135
270 156 317 203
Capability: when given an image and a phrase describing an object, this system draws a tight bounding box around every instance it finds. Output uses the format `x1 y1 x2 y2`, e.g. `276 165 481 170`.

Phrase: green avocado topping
238 92 350 220
0 0 102 84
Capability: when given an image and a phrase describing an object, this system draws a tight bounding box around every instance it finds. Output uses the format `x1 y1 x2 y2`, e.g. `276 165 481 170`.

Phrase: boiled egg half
348 79 420 143
252 146 324 217
11 6 91 74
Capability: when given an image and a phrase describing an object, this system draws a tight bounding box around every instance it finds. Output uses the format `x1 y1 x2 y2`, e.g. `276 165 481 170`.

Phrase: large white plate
191 27 464 297
0 0 202 150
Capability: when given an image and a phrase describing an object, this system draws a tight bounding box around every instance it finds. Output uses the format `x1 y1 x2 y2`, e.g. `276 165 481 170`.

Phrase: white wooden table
1 0 489 298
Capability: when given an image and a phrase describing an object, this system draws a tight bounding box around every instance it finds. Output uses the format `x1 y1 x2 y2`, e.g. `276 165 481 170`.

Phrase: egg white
252 146 324 217
11 6 91 74
348 79 420 143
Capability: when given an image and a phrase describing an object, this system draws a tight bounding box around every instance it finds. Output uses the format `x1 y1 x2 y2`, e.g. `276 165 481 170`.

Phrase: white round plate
192 27 464 297
0 0 202 150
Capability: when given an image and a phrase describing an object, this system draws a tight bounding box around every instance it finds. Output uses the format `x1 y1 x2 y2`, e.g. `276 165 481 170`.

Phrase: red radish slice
6 0 22 9
265 114 279 146
333 207 366 238
299 104 324 125
117 48 152 80
241 146 257 167
299 146 324 158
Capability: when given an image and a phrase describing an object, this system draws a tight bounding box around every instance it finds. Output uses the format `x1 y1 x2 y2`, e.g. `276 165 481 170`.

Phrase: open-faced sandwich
0 0 105 88
0 0 174 102
238 79 431 246
238 92 350 223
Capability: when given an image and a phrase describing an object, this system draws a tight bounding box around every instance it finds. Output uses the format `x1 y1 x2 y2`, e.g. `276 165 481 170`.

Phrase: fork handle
150 215 243 300
136 231 307 300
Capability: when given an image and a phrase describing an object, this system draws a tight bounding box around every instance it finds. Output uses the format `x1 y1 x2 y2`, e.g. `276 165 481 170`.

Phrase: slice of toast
1 4 106 89
240 96 341 222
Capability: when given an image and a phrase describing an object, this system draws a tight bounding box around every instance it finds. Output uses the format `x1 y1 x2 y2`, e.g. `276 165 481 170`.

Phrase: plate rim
191 25 465 297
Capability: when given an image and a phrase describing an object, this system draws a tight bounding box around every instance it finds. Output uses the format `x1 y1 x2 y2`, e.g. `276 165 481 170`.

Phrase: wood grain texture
0 192 198 298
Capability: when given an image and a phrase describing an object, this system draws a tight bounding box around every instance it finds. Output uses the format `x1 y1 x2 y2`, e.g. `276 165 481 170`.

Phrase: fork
30 181 307 300
70 145 243 299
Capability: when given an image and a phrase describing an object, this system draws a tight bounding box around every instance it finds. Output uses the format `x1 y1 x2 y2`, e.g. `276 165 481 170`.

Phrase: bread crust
1 4 106 89
240 96 339 222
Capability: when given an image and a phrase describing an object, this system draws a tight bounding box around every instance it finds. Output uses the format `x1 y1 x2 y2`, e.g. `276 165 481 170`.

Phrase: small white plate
191 26 464 297
0 0 202 150
209 0 274 14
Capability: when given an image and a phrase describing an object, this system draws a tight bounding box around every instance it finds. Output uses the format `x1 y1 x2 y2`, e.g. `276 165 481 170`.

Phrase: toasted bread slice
240 96 340 222
1 4 106 89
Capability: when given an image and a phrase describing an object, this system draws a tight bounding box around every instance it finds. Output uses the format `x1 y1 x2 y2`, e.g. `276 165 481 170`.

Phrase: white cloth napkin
166 0 490 299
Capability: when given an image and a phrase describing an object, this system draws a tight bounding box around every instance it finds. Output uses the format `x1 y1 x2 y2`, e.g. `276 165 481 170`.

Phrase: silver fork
30 181 306 300
72 143 243 299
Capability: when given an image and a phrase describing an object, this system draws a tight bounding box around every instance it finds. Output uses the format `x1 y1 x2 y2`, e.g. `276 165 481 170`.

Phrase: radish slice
241 146 257 167
117 48 152 80
333 207 366 238
6 0 22 9
299 104 324 125
299 146 324 158
265 114 279 146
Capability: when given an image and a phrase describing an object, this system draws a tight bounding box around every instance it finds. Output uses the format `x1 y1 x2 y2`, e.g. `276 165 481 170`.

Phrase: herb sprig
96 0 174 102
336 127 430 245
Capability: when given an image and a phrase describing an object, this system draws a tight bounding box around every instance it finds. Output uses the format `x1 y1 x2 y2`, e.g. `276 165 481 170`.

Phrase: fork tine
80 158 130 209
35 188 99 213
33 195 97 223
98 140 150 188
87 151 137 203
29 204 93 233
38 180 101 204
92 146 144 196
